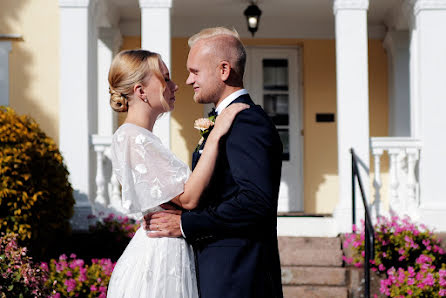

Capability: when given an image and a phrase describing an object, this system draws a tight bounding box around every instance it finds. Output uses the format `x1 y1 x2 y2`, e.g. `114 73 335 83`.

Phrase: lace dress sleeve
110 124 191 215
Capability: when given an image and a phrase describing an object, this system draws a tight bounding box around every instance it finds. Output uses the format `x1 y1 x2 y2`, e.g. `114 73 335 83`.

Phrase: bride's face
160 61 178 111
142 60 178 113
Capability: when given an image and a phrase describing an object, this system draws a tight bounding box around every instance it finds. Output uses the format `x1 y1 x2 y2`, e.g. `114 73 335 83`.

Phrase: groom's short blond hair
188 27 246 83
188 27 241 47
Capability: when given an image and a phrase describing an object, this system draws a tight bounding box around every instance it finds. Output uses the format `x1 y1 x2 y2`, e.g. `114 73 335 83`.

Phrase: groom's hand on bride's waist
143 210 183 238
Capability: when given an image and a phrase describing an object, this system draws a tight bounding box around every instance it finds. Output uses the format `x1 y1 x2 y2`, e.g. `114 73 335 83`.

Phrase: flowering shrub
344 216 446 297
89 213 139 242
41 254 115 297
344 216 445 273
0 233 49 297
0 107 74 256
380 262 446 297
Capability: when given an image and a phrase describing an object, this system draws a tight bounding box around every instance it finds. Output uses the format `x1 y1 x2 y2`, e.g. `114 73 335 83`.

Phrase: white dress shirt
215 89 249 115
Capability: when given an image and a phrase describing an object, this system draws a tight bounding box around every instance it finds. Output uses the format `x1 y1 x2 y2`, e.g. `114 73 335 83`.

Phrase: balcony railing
370 137 422 219
91 135 128 216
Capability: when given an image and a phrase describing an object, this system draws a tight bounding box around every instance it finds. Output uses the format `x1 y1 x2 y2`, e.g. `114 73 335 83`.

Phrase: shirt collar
215 89 249 115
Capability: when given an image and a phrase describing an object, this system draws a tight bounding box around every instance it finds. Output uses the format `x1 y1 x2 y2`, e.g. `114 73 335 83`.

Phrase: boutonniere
193 115 216 151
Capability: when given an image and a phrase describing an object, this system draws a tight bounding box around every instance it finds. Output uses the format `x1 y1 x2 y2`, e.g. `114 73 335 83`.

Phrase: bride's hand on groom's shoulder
210 103 249 139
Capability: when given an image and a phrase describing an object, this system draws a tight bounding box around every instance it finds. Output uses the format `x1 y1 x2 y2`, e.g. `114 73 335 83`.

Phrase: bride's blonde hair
108 49 168 112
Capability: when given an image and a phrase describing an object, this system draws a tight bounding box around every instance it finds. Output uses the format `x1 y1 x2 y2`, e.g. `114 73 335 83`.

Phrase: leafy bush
88 213 139 242
0 233 49 297
380 260 446 297
41 254 115 298
0 107 75 256
344 216 446 297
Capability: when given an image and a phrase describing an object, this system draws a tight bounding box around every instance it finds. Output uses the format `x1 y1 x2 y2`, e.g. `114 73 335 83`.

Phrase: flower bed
41 254 115 298
344 216 446 297
1 213 140 296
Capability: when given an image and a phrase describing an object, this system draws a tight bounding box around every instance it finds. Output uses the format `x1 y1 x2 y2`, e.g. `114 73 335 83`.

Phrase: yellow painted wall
0 0 60 143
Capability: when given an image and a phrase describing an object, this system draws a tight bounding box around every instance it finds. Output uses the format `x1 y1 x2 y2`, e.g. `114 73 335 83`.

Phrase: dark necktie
208 108 218 118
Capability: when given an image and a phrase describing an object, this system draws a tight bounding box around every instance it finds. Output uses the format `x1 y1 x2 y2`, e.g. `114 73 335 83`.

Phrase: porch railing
91 135 126 216
351 148 375 298
370 137 422 219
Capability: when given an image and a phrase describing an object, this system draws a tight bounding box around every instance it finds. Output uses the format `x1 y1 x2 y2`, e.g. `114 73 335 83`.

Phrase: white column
411 0 446 231
383 31 410 137
139 0 172 148
97 27 121 135
0 41 12 106
59 0 98 230
333 0 370 233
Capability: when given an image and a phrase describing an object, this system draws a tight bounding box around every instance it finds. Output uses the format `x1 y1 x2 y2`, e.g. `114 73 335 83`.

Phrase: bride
106 49 248 297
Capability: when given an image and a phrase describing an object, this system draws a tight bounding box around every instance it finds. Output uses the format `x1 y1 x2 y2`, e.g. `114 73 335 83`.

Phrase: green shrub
0 107 75 257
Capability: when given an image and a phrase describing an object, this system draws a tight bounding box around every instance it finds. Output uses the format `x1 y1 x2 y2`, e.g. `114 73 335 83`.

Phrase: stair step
280 248 343 266
283 286 348 298
278 237 341 250
282 266 346 286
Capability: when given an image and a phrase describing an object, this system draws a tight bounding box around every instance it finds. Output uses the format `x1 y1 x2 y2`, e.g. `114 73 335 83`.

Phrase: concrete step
280 248 343 266
278 237 341 250
283 286 348 298
281 266 347 286
278 236 343 266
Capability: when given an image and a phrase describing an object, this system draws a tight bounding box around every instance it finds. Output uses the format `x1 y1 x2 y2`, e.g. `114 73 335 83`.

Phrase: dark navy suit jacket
181 94 284 298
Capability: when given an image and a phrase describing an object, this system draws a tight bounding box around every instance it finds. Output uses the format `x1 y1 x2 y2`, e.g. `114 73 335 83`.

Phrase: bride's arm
170 103 249 210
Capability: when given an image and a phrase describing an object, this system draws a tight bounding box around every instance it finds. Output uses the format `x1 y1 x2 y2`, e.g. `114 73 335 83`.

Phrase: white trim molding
139 0 172 8
333 0 369 13
59 0 90 8
0 41 12 106
413 0 446 14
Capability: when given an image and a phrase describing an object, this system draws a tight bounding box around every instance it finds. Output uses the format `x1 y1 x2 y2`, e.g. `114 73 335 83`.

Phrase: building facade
1 0 446 236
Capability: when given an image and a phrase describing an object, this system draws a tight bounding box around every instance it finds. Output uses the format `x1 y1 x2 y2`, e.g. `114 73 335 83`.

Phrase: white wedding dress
107 123 198 298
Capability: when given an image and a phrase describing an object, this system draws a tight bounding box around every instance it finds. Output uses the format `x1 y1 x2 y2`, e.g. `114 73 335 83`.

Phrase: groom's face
186 41 222 105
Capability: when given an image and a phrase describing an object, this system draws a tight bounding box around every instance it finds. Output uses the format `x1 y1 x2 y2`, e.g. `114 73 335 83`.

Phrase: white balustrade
91 134 127 216
370 137 422 219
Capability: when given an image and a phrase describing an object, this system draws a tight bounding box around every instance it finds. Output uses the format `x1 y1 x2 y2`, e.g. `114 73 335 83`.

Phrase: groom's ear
218 61 231 81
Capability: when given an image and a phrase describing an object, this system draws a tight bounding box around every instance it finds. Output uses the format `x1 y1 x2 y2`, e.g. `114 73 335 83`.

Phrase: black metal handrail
350 148 375 298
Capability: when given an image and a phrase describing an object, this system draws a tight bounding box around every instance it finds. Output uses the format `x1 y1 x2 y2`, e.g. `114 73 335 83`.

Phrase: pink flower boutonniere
193 116 215 151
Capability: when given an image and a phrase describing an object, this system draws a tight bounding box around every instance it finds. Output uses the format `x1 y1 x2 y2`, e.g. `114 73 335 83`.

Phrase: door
245 47 303 212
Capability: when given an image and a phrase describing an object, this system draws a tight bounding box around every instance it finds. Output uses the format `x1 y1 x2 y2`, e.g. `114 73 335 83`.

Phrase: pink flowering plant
344 216 446 297
0 233 49 297
41 253 115 298
89 213 139 242
380 262 446 297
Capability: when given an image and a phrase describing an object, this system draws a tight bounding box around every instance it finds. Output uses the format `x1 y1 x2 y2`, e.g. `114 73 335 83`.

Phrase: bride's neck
125 109 158 132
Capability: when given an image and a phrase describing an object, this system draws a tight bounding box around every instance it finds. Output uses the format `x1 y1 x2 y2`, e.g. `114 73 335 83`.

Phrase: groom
146 27 283 298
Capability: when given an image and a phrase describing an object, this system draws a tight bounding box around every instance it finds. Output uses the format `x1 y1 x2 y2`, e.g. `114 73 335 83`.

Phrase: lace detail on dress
110 123 191 217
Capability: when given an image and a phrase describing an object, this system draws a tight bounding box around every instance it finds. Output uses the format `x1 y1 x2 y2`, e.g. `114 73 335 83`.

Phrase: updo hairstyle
108 50 166 112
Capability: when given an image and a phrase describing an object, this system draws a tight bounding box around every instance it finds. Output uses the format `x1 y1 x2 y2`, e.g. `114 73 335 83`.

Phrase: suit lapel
191 94 255 170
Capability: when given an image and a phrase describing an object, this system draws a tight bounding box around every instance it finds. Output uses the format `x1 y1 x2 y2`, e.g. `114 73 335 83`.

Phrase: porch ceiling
111 0 403 38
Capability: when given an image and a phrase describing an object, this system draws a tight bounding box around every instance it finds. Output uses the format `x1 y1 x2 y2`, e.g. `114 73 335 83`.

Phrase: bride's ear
133 83 147 102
